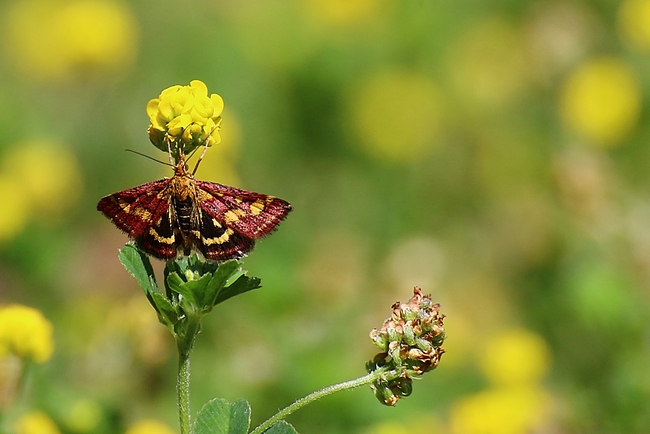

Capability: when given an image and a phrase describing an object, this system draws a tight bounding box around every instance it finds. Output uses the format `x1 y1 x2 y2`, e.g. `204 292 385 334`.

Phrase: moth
97 154 291 261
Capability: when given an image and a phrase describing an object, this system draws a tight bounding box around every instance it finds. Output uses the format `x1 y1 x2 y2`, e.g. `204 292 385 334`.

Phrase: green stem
177 350 191 434
175 308 201 434
250 368 389 434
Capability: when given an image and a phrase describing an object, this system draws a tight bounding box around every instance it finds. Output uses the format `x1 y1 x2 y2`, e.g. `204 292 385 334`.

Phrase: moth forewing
98 159 292 261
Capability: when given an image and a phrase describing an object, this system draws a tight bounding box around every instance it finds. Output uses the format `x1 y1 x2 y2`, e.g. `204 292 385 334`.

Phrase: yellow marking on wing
202 228 234 245
212 218 222 228
223 210 241 223
133 207 153 221
116 198 131 213
223 210 237 223
197 189 213 201
149 227 175 244
250 199 266 216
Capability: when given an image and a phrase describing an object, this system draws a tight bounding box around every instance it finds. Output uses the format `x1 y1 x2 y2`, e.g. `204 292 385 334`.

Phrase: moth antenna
192 124 218 176
165 134 175 166
192 144 210 176
125 149 173 166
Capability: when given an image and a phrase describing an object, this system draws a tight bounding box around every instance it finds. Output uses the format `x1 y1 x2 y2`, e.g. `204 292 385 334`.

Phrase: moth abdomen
174 197 196 231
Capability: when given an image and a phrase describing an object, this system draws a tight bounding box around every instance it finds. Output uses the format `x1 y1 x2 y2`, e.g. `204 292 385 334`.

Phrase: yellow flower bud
0 305 54 364
146 80 224 156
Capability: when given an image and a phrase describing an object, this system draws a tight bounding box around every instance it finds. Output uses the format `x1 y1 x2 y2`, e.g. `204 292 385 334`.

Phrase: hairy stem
177 350 191 434
250 368 389 434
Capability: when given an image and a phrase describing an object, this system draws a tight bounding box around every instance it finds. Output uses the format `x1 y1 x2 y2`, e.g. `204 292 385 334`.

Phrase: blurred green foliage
1 0 650 433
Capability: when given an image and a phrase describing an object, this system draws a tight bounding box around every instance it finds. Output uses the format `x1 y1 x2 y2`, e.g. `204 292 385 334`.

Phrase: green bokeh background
1 0 650 433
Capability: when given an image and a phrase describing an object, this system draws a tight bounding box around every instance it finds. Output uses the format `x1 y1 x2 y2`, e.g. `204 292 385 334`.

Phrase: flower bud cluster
367 287 445 406
146 80 224 156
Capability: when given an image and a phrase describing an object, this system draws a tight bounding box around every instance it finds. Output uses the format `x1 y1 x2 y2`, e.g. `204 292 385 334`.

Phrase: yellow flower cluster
147 80 224 156
0 305 54 364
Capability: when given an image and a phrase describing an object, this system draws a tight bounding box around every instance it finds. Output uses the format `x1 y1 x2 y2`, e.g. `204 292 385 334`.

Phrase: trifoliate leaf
193 398 251 434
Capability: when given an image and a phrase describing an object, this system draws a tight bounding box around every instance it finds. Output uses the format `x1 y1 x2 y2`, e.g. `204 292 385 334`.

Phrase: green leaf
166 272 198 306
165 257 186 277
215 275 262 306
193 398 251 434
225 267 245 287
203 260 241 310
229 399 252 433
189 253 214 273
118 243 158 295
264 421 299 434
210 260 241 289
182 272 214 307
149 291 178 327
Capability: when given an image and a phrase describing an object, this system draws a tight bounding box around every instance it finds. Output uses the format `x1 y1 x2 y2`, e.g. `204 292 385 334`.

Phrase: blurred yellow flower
54 0 138 72
618 0 650 50
478 328 550 387
0 305 54 363
125 419 175 434
64 399 103 433
1 141 83 216
2 0 138 81
450 386 549 434
304 0 383 26
350 70 443 163
0 176 29 242
15 411 61 434
147 80 224 155
559 57 640 146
